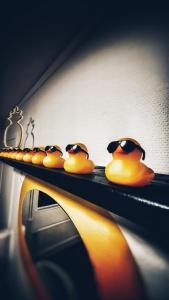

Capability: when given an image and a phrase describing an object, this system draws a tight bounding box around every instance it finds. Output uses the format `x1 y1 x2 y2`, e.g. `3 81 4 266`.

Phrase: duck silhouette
64 143 95 174
105 138 155 186
43 145 64 168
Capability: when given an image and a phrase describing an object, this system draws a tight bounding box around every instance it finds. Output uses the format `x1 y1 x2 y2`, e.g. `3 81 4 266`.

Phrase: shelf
0 157 169 236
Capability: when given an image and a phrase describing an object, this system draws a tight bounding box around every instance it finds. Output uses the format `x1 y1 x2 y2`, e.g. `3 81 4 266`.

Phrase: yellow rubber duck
64 143 95 174
23 148 35 163
0 149 4 157
11 148 21 160
105 138 155 186
1 148 7 158
16 149 25 161
7 148 14 159
32 147 46 165
9 148 17 159
5 148 12 158
43 145 64 168
3 149 9 158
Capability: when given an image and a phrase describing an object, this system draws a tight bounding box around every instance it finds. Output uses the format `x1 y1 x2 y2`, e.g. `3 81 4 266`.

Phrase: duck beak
68 148 74 154
115 146 124 154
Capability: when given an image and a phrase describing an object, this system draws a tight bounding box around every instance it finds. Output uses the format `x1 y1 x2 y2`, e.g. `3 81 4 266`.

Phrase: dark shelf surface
0 157 169 235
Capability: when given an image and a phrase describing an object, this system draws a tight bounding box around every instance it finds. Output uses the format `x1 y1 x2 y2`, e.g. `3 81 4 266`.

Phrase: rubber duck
105 138 155 186
43 145 64 168
7 148 13 159
3 149 9 158
23 148 34 163
0 148 6 157
10 148 19 159
6 148 13 158
64 143 95 174
15 148 26 161
13 148 22 160
32 147 46 165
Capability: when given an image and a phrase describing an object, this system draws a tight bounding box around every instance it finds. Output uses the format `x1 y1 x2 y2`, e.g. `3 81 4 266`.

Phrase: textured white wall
19 29 169 174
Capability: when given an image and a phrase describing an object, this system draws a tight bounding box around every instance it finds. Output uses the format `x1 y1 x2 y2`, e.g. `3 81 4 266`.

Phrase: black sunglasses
23 148 31 152
65 144 89 159
33 147 44 152
107 140 145 160
45 145 63 155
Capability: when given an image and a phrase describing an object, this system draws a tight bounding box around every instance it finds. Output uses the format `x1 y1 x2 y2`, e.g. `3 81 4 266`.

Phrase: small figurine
10 148 17 159
64 143 95 174
43 145 64 168
11 148 21 160
32 147 46 165
0 148 7 157
7 148 14 159
16 149 25 161
23 148 35 163
105 138 155 186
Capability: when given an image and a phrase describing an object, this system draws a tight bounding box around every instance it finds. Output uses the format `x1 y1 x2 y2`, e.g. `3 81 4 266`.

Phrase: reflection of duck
64 143 95 174
32 147 46 165
105 138 155 186
43 145 64 168
43 145 65 169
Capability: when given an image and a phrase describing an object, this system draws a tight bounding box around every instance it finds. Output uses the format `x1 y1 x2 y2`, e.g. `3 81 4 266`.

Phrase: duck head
107 138 145 161
65 143 89 159
33 146 45 153
45 145 63 156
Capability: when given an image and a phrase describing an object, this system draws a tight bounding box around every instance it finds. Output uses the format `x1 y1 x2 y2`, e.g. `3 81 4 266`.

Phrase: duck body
32 151 46 165
64 152 95 174
43 153 64 168
105 159 155 187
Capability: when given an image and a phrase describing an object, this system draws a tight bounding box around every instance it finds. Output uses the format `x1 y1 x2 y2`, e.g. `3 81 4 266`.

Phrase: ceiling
1 1 168 122
0 1 100 120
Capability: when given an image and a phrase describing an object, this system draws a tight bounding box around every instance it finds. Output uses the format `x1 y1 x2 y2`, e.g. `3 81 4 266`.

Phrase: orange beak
115 146 125 154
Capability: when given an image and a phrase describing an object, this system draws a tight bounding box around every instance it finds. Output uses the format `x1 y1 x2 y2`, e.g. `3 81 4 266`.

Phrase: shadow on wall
23 117 35 148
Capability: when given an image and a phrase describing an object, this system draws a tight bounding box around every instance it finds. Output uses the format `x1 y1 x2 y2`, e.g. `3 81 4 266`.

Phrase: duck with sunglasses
32 147 47 165
64 143 95 174
105 138 155 186
43 145 64 168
